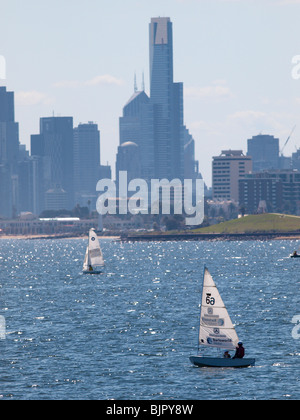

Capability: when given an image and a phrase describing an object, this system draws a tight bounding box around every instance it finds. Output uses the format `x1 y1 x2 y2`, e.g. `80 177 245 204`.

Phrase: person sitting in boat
293 250 298 257
223 351 231 359
233 342 245 359
89 265 93 272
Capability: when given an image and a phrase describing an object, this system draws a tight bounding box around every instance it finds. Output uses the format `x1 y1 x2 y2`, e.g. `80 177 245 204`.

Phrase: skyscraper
0 86 19 217
118 17 190 187
31 116 74 210
73 122 101 209
119 90 154 183
247 134 279 172
149 17 184 180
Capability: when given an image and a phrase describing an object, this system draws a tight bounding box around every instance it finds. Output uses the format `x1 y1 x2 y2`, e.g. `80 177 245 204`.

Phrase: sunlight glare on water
0 239 299 400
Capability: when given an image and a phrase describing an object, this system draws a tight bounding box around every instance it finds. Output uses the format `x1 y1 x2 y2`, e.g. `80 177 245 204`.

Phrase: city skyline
1 0 300 186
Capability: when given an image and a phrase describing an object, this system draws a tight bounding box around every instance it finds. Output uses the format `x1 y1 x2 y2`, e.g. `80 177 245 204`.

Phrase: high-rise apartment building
212 150 252 202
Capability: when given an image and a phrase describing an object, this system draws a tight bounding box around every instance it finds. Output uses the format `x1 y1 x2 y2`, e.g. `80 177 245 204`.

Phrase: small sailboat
190 267 255 368
290 250 300 258
82 229 104 274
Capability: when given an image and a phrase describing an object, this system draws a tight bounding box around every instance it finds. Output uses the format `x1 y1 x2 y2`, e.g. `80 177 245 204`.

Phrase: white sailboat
190 266 255 368
82 229 104 274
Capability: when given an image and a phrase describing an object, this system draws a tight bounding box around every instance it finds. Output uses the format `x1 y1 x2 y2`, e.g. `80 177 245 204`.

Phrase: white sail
198 267 239 350
88 229 104 267
82 246 89 272
83 229 104 272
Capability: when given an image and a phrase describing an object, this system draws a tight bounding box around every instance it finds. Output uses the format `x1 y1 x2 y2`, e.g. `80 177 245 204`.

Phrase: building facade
119 90 154 183
118 17 191 188
149 17 184 180
239 169 300 214
212 150 252 202
0 86 20 218
73 122 101 209
31 116 74 211
247 134 279 172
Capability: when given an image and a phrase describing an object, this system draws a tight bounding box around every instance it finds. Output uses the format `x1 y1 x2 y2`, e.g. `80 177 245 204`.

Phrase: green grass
192 213 300 234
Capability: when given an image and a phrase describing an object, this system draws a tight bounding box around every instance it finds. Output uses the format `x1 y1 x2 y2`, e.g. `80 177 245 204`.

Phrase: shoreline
0 234 121 240
1 232 300 241
120 231 300 242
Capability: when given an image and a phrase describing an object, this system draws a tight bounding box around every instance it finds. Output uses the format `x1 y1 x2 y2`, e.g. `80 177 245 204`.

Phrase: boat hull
190 356 255 368
83 269 103 275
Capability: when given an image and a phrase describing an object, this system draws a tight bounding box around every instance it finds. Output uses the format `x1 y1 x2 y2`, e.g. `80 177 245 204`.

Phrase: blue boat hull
190 356 255 368
83 270 103 275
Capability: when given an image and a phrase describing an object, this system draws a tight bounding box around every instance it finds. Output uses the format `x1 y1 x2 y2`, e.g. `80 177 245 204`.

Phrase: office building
149 17 184 180
73 122 101 209
212 150 252 202
119 90 154 183
239 169 300 214
31 116 74 210
0 86 20 217
116 141 141 182
239 173 282 214
247 134 279 172
118 17 190 186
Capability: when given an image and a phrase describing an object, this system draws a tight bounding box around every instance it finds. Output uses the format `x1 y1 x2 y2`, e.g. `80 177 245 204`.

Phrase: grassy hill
192 213 300 234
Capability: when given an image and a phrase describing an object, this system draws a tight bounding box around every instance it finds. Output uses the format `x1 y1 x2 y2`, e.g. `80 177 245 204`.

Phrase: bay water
0 238 299 400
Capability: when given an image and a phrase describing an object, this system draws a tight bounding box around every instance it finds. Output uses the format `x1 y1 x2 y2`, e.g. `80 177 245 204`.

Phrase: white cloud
84 74 124 86
185 81 234 101
278 0 300 4
53 74 124 89
52 80 81 88
15 91 54 106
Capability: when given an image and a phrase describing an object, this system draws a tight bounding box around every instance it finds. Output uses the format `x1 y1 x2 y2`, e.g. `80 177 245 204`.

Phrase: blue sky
1 0 300 186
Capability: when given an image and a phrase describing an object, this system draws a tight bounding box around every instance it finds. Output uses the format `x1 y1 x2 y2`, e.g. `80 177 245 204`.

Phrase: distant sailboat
83 229 104 274
190 267 255 368
290 250 300 258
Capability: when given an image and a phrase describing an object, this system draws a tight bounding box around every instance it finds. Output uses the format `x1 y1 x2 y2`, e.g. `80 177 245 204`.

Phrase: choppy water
0 238 299 400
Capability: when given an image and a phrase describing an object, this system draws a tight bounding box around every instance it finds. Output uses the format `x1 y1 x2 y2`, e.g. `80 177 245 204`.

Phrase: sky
1 0 300 186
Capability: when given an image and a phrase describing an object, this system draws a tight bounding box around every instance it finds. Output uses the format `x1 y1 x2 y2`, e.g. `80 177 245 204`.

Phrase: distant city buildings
3 17 300 225
0 88 112 219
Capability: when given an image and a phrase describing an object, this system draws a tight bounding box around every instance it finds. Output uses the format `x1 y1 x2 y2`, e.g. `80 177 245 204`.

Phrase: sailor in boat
223 351 231 359
89 265 93 272
292 250 298 257
233 342 245 359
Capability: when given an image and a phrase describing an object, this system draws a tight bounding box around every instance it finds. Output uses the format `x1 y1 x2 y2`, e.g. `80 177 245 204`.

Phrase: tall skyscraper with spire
118 17 195 187
149 17 184 180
